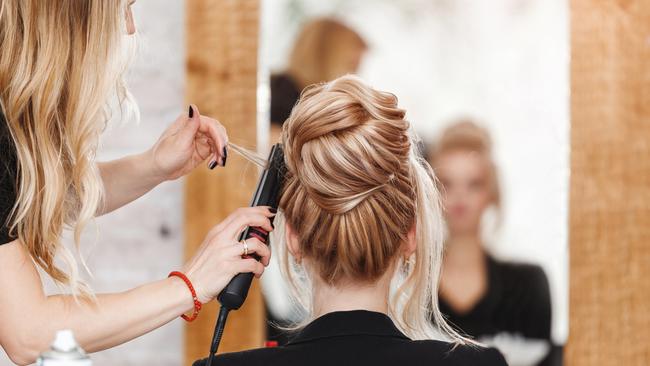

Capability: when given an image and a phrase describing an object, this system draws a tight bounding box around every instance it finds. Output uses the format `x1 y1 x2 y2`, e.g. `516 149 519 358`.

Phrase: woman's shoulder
192 347 277 366
409 340 508 366
193 341 508 366
493 257 546 276
490 256 550 291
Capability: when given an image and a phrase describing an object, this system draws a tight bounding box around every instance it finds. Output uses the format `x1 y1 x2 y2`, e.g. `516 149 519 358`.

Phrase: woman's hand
97 105 226 214
149 104 228 182
182 206 275 303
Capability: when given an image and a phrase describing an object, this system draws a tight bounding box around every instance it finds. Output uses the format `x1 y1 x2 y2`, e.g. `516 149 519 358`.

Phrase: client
194 76 507 366
430 121 554 365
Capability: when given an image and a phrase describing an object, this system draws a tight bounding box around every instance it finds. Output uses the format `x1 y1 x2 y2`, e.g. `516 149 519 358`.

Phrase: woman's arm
98 105 228 215
0 207 274 365
97 150 166 214
0 240 192 364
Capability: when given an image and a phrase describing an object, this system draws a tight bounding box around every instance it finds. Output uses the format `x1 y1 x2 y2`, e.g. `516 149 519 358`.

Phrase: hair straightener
205 143 285 366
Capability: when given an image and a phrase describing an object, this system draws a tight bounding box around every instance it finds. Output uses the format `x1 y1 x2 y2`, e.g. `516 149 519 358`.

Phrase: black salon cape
439 255 552 340
439 255 557 366
193 310 507 366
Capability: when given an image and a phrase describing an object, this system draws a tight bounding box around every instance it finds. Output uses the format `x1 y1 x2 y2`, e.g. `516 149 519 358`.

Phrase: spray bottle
37 330 92 366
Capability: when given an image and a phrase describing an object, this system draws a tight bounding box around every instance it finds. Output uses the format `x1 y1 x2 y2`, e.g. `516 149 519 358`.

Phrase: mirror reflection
260 2 569 366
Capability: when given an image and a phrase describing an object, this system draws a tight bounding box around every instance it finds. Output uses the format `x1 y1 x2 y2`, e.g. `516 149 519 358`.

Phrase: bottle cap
52 330 77 352
37 330 91 365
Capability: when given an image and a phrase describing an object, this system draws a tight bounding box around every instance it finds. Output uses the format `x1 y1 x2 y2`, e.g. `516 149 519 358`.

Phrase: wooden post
184 0 263 364
568 0 650 364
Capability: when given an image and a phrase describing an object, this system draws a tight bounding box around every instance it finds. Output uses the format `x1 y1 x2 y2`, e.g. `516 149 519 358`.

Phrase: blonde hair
429 120 501 210
287 18 367 88
0 0 136 295
274 75 468 342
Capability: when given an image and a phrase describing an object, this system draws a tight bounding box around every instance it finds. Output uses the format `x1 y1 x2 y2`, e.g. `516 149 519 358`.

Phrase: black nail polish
188 105 194 118
222 146 228 166
208 160 217 170
269 208 277 214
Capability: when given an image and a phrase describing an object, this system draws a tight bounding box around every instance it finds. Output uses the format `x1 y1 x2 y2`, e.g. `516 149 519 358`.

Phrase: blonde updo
277 75 469 343
281 76 414 284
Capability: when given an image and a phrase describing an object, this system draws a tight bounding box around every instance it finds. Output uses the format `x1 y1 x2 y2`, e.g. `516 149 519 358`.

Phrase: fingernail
188 105 194 118
208 159 217 170
269 208 277 214
222 146 228 166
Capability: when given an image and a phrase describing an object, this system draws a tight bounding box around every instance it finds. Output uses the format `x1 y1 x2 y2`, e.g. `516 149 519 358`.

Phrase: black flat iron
204 143 285 366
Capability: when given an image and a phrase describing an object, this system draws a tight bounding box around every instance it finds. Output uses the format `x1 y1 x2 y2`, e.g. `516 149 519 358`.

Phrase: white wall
261 0 569 343
0 1 186 365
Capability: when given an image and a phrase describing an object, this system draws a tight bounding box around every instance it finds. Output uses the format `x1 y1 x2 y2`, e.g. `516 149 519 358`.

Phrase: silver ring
241 240 249 256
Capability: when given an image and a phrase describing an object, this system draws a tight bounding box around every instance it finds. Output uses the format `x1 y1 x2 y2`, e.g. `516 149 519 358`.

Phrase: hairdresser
0 1 273 364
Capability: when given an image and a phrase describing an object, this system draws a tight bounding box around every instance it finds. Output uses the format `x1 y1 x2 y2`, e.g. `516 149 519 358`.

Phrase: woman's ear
403 224 417 257
284 221 302 261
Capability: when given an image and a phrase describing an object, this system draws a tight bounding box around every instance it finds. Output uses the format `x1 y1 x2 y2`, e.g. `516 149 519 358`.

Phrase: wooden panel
568 0 650 364
184 0 263 364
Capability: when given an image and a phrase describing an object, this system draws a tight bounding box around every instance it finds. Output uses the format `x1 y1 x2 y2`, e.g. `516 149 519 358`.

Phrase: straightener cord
206 306 230 366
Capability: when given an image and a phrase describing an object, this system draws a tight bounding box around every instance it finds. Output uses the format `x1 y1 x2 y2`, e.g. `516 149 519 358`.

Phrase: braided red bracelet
168 271 202 322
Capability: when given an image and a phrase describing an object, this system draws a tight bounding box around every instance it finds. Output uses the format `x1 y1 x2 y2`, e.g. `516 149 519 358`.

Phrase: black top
439 256 552 340
270 73 301 126
0 110 18 245
194 310 508 366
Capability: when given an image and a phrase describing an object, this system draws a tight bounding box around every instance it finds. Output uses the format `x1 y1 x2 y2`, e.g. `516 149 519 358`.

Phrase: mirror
259 1 569 366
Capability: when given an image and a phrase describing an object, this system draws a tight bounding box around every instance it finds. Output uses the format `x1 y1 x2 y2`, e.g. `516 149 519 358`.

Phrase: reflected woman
195 76 507 366
269 18 367 137
429 121 553 364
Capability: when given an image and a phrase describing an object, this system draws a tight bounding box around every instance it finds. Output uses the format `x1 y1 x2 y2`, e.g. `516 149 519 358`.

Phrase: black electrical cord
205 306 230 366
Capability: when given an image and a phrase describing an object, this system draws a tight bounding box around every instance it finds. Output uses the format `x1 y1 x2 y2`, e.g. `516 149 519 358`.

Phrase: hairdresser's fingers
234 258 265 278
226 238 271 266
182 104 201 139
197 116 228 166
192 133 213 162
220 208 275 241
246 237 272 267
203 134 218 166
205 206 275 242
210 206 274 239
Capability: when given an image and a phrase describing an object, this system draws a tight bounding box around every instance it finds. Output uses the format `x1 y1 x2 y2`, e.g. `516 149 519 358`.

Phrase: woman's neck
444 234 485 267
311 271 392 318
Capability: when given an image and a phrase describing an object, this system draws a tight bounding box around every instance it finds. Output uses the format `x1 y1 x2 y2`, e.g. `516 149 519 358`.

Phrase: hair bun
282 76 410 214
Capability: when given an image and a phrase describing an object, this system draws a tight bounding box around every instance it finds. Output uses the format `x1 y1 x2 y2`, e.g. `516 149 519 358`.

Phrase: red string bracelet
168 271 202 322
